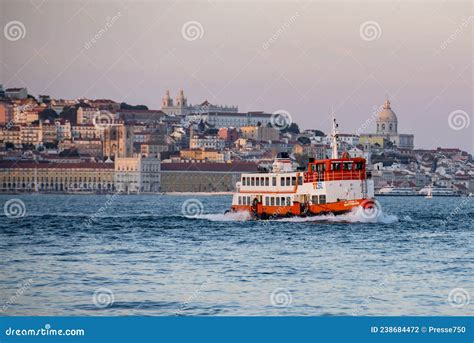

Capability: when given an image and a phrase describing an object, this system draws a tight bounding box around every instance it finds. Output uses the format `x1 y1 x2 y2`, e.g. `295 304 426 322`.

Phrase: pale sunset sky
1 0 472 152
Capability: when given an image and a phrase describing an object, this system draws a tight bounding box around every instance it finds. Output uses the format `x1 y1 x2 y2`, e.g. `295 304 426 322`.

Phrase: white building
186 112 273 129
114 154 161 194
338 133 359 147
161 89 238 116
189 135 226 150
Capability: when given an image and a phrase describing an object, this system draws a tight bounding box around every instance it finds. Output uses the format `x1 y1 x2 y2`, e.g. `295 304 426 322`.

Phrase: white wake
195 206 399 224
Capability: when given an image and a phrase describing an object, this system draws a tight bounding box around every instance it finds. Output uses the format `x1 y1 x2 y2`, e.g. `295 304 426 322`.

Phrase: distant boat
377 186 417 196
425 185 433 199
418 186 457 197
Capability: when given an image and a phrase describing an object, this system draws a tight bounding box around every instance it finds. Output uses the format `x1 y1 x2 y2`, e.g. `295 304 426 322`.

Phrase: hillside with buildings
0 85 472 195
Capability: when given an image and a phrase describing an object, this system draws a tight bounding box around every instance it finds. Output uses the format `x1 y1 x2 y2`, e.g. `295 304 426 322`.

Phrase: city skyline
1 0 472 152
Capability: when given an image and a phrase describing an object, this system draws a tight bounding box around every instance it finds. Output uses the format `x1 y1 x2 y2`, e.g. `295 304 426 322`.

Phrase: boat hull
230 198 371 219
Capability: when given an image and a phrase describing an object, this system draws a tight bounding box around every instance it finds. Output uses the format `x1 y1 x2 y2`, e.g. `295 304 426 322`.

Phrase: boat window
256 178 260 186
319 195 326 204
280 178 285 186
242 177 246 185
286 177 291 186
281 197 286 206
270 197 275 206
312 195 318 204
251 177 255 186
354 162 364 170
247 196 250 205
238 196 242 205
272 177 276 186
292 176 296 185
331 163 342 171
265 177 269 186
298 176 303 185
261 177 265 186
286 197 291 206
311 164 317 171
265 197 269 206
276 197 280 206
343 162 353 171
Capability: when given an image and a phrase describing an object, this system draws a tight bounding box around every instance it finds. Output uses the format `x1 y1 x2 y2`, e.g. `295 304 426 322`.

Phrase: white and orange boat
228 117 375 219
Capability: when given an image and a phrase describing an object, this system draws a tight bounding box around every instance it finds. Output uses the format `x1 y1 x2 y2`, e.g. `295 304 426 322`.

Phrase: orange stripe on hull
231 199 368 218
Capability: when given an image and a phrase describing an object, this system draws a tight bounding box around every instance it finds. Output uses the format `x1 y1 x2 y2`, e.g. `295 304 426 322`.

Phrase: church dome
377 100 397 122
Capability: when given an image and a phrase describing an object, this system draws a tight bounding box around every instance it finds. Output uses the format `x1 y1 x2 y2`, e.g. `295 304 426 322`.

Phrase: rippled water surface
0 194 472 316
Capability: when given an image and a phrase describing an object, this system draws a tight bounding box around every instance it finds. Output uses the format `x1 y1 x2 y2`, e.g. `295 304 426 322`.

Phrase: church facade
360 99 414 150
161 89 238 116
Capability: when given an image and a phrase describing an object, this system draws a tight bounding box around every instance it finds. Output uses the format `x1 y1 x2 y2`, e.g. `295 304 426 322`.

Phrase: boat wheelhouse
228 117 375 219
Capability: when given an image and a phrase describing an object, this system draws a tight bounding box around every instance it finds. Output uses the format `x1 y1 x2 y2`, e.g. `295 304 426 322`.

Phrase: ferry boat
228 117 375 219
376 185 417 196
418 186 458 197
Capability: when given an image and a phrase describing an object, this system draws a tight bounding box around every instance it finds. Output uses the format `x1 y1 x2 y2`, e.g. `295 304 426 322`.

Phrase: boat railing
304 171 366 183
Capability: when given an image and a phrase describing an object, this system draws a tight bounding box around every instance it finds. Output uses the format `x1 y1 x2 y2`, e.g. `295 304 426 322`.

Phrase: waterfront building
160 162 258 192
114 154 161 193
0 160 115 193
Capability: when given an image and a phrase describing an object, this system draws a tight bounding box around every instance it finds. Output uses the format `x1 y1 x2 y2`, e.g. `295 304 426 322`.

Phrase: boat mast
331 111 339 159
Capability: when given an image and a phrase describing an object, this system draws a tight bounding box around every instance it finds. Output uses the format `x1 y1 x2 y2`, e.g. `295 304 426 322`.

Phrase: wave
196 211 252 222
195 206 399 224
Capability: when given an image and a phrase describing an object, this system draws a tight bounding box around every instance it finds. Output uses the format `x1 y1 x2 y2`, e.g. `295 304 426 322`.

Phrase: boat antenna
331 107 339 159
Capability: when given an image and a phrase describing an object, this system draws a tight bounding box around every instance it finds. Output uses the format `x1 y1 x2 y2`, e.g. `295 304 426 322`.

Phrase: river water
0 194 472 316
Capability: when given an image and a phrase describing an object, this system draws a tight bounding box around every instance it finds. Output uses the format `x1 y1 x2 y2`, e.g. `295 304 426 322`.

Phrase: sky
1 0 472 152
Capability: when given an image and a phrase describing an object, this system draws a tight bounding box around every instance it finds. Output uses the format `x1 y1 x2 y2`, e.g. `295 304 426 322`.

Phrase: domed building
360 98 414 150
376 99 398 135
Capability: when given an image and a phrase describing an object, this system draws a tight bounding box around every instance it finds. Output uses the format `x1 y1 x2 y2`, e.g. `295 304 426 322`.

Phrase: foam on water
196 206 399 224
196 211 252 222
